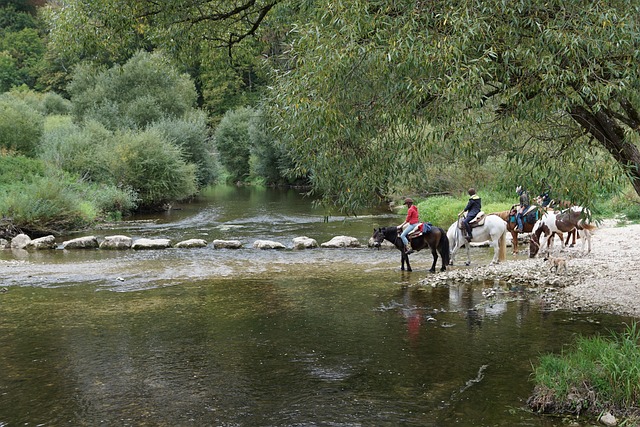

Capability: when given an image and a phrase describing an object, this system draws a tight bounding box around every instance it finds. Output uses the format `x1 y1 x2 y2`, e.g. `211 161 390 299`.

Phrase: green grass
405 193 515 229
530 322 640 420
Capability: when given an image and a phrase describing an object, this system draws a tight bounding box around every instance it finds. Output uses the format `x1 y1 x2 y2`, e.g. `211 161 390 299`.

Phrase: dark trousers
463 217 474 236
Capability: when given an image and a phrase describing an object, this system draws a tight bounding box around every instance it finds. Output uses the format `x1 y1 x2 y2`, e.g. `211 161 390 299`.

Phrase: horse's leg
566 229 576 247
542 232 553 257
429 248 437 273
511 230 518 255
489 239 499 264
550 232 562 254
403 252 412 272
585 230 591 255
465 242 471 266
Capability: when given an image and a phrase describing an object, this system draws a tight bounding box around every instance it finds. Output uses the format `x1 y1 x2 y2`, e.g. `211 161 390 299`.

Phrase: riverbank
418 219 640 318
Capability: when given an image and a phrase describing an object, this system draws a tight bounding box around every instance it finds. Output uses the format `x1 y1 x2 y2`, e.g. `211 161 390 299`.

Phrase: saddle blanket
408 222 432 239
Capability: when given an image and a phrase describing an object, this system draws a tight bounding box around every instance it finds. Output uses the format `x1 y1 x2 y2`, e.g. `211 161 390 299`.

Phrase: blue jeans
401 223 418 246
516 207 528 230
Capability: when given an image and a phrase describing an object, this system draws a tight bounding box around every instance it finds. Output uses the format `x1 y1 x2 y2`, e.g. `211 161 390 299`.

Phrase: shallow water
0 186 633 426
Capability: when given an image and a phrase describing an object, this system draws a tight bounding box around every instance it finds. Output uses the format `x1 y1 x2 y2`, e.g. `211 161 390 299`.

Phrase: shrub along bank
528 323 640 424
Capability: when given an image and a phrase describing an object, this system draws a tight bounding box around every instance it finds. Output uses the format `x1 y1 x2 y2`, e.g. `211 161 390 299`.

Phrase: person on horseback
538 184 552 207
397 198 419 255
461 188 481 241
515 185 530 232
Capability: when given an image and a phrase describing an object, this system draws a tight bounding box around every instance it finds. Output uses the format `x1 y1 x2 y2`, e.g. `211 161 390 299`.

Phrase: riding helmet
403 198 414 205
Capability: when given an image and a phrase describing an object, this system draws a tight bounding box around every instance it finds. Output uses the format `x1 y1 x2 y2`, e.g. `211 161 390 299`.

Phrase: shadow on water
0 186 634 426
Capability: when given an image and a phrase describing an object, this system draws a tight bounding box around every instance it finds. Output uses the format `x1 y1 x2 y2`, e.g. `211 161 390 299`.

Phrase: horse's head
529 221 548 258
372 227 386 248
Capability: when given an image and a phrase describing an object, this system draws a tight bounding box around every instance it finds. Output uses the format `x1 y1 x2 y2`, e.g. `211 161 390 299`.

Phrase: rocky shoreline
418 219 640 319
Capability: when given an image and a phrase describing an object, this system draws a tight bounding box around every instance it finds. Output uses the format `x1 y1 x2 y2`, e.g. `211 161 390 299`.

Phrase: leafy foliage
214 107 254 182
107 129 198 210
147 113 219 186
68 51 198 130
0 93 43 156
0 5 44 90
268 0 640 211
0 153 45 184
39 116 113 183
0 151 139 233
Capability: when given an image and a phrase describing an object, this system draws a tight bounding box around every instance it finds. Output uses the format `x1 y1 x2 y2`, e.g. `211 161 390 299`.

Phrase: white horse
447 214 508 265
529 206 596 258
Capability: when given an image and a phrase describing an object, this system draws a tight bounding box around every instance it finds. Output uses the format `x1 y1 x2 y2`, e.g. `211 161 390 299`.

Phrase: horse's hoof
465 262 470 266
429 269 436 273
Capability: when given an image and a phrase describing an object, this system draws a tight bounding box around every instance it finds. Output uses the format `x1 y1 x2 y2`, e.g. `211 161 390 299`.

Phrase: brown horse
372 225 450 273
492 205 560 254
529 206 597 258
492 205 576 255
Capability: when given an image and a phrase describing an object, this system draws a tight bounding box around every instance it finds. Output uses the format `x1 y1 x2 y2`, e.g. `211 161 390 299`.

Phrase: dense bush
0 5 44 91
0 93 43 156
248 109 297 185
0 153 45 183
214 106 297 185
39 116 113 182
214 107 253 182
107 129 198 210
148 112 219 186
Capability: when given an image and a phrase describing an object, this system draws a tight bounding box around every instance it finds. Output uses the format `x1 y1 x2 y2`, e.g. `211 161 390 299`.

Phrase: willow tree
269 0 640 211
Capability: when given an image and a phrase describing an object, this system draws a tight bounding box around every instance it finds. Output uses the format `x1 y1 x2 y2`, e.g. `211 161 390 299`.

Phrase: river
0 186 633 426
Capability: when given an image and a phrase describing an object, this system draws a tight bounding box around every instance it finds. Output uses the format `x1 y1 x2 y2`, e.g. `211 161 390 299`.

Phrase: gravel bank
418 220 640 318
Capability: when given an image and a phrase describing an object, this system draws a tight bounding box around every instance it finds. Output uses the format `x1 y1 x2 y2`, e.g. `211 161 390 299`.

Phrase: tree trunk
569 105 640 197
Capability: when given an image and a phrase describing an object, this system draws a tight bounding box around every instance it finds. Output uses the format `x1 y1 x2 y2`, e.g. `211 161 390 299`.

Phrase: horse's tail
498 228 507 262
438 227 450 266
579 222 597 231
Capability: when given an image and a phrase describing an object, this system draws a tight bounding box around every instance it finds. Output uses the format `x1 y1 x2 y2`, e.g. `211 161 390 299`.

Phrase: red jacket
405 205 419 224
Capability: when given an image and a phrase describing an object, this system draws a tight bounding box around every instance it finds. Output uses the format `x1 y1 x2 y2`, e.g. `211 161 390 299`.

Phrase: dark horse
372 225 450 273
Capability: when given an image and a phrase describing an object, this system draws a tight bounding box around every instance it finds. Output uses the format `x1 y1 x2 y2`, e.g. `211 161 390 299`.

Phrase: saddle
458 211 486 229
509 204 539 223
400 222 432 240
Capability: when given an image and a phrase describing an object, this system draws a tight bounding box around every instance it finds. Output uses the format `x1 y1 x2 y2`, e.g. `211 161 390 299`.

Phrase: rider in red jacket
398 198 419 254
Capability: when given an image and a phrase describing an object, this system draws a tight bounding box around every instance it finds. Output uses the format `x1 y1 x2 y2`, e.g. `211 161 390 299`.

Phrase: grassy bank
528 323 640 423
399 188 640 229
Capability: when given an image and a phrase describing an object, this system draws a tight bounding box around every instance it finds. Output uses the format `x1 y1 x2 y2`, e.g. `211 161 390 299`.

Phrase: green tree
43 0 277 116
0 5 45 90
214 107 254 183
247 108 298 185
68 50 198 130
43 0 279 62
268 0 640 210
